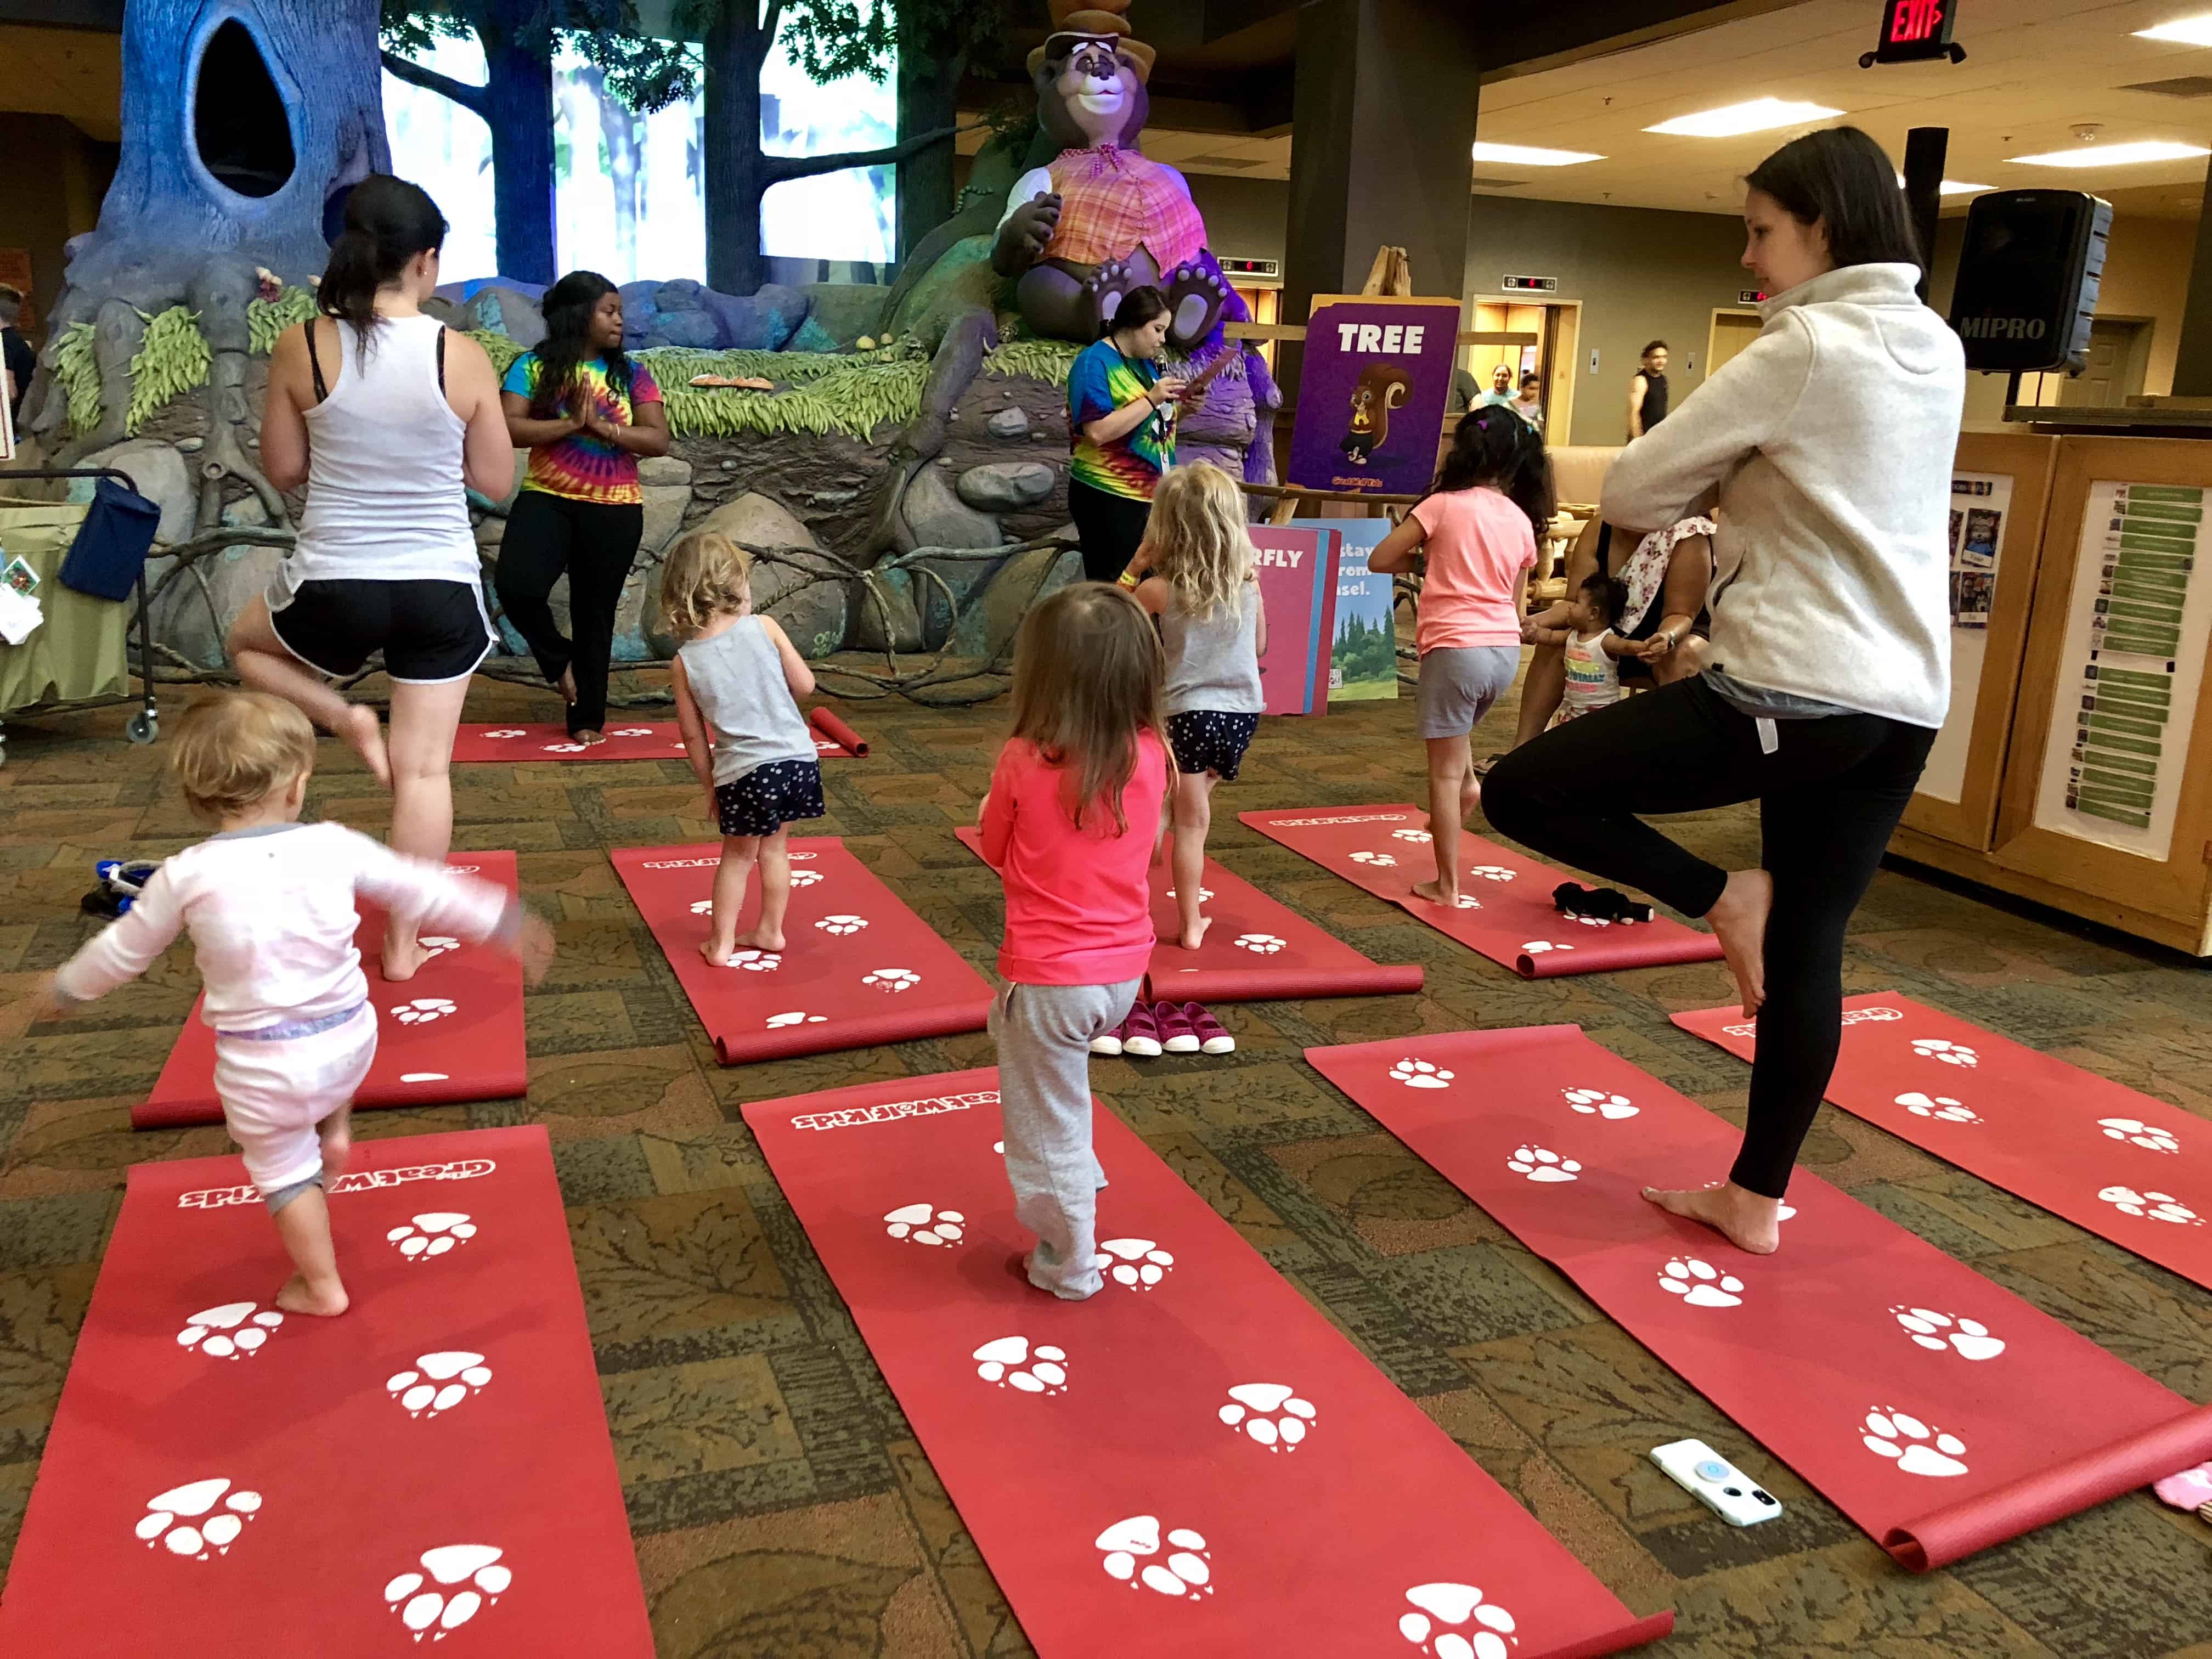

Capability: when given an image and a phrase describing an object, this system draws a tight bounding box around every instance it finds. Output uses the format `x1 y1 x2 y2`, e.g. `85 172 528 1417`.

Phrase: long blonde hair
1008 583 1165 834
658 530 752 640
1146 461 1254 620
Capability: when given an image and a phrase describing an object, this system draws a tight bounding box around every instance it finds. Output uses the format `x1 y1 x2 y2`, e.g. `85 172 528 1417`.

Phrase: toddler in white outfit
41 693 552 1317
1536 571 1633 724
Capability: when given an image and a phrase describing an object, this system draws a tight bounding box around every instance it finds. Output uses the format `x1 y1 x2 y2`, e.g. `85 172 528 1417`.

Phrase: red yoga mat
1306 1024 2212 1571
452 718 862 762
136 851 528 1130
808 704 869 756
743 1066 1672 1657
613 838 993 1064
1673 991 2212 1294
952 826 1423 1004
0 1127 652 1655
1240 804 1724 978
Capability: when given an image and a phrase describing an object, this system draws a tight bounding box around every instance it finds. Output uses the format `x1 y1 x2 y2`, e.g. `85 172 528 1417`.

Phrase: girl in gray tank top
1128 462 1269 950
661 531 826 969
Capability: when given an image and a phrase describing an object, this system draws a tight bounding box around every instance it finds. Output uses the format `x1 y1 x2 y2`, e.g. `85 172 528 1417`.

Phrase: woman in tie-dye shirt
1065 286 1185 584
493 272 669 742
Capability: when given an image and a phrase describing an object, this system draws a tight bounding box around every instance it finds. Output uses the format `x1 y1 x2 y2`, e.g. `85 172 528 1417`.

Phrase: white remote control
1650 1439 1784 1527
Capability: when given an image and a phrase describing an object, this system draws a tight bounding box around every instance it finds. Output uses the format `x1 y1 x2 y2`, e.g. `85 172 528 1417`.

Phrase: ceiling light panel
2008 140 2211 167
1644 99 1844 138
2135 17 2212 46
1469 142 1605 166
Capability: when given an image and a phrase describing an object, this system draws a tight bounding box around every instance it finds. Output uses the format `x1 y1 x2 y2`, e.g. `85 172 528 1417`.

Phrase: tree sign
1865 0 1965 65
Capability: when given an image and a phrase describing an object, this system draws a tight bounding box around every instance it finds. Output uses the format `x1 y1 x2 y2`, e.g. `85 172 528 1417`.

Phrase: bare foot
738 924 785 953
1410 878 1460 907
274 1273 349 1317
1705 868 1774 1015
1177 915 1212 951
381 931 426 984
557 665 578 706
699 938 738 968
572 728 607 746
1643 1182 1782 1255
343 706 391 788
318 1108 352 1184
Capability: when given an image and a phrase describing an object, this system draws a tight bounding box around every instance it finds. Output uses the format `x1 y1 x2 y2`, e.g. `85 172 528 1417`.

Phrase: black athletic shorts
1165 709 1260 780
715 758 827 838
269 577 495 684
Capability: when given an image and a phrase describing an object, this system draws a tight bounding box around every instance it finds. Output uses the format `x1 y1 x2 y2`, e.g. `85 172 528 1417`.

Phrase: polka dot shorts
715 758 826 837
1165 710 1260 780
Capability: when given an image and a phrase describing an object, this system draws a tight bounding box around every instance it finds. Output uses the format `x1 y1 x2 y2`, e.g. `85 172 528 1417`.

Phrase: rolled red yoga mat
1306 1024 2212 1570
953 826 1421 1003
806 704 868 757
1674 991 2212 1294
742 1066 1672 1657
1240 805 1723 978
453 719 865 761
136 851 528 1130
613 838 992 1064
0 1127 652 1655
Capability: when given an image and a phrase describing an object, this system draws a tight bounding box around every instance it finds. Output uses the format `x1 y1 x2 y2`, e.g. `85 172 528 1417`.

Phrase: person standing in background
1510 371 1544 431
1628 340 1669 439
1064 286 1186 585
0 286 33 423
1476 363 1518 410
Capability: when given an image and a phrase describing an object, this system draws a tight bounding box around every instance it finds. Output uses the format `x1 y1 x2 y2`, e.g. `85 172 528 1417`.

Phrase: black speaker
1948 189 2111 375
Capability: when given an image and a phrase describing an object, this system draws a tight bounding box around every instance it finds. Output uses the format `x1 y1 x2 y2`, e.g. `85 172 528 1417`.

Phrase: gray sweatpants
990 978 1142 1300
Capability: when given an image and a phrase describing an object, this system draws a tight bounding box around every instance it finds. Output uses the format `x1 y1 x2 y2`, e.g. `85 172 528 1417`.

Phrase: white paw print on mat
1398 1582 1517 1659
385 1545 513 1640
1218 1383 1316 1451
973 1336 1068 1394
1097 1237 1175 1289
1466 866 1517 882
1659 1257 1745 1308
1233 933 1286 953
176 1301 283 1359
1893 1308 2005 1362
1897 1092 1979 1124
392 998 457 1025
1565 914 1613 928
721 949 782 972
482 729 525 739
610 727 654 737
136 1477 262 1559
689 899 715 916
388 1213 477 1260
2099 1186 2203 1225
1350 850 1398 867
1911 1037 1978 1068
1392 828 1434 844
815 913 869 935
1165 885 1214 903
1862 1408 1969 1477
1506 1146 1579 1183
387 1352 493 1418
1521 940 1573 956
2100 1117 2182 1154
1096 1516 1212 1600
765 1011 826 1028
1450 895 1483 910
790 868 825 888
1562 1087 1638 1120
542 742 587 754
418 936 460 960
884 1203 963 1245
863 968 921 992
1389 1059 1454 1090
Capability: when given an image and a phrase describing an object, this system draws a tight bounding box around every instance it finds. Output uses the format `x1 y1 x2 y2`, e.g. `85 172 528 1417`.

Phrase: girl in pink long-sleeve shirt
977 584 1169 1299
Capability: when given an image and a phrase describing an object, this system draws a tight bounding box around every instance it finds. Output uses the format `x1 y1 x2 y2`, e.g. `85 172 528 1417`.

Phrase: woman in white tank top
226 174 514 981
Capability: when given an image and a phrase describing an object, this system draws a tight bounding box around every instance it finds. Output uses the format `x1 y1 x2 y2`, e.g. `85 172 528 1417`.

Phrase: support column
1901 127 1946 304
2174 154 2212 395
1284 0 1479 352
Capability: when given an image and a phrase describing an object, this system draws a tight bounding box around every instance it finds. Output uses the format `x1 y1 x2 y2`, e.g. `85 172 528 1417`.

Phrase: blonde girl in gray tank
660 531 824 967
1122 462 1268 950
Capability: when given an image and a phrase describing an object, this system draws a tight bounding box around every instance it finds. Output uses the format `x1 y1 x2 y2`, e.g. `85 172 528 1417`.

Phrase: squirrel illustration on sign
1340 362 1414 466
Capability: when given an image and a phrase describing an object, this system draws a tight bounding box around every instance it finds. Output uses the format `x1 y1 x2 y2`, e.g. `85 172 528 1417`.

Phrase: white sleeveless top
289 313 477 586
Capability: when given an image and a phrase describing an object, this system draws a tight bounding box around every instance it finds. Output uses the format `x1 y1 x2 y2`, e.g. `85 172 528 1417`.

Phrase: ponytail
317 174 448 346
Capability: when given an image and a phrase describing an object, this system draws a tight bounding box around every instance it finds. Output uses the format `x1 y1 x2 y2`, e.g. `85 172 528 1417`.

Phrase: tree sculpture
21 0 390 515
379 1 696 285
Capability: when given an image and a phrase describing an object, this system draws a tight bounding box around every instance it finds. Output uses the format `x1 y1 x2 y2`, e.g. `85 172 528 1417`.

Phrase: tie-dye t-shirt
501 352 664 506
1066 339 1175 501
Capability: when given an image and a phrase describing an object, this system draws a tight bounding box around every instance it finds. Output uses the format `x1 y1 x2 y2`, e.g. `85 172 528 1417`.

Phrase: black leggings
1483 675 1934 1198
1068 478 1154 584
493 491 644 735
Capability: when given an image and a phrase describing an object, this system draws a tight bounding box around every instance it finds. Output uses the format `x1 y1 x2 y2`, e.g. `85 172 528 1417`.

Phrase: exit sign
1870 0 1962 64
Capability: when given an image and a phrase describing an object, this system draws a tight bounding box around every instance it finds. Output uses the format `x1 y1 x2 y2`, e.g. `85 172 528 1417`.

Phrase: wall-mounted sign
1502 274 1558 294
1221 256 1280 279
1739 289 1768 304
1865 0 1964 65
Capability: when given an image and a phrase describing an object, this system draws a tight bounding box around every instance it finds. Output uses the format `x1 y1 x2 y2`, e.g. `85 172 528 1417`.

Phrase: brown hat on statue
1028 0 1156 83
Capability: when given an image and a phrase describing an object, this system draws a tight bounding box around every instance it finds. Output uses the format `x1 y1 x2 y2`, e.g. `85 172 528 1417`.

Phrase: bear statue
991 0 1235 352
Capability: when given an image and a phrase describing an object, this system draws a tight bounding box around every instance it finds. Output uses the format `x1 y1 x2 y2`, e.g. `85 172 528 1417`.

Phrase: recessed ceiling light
1895 174 1997 195
1469 142 1605 167
2135 16 2212 45
2009 139 2211 166
1645 99 1844 138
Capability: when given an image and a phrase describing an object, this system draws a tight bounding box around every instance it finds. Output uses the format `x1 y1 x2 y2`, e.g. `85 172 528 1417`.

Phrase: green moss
246 287 317 355
652 341 932 442
469 330 527 379
983 338 1082 388
50 322 100 435
127 306 213 433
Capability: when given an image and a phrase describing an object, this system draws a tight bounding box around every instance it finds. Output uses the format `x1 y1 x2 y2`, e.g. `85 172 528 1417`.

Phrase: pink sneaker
1155 1002 1201 1054
1181 1002 1235 1054
1119 1002 1164 1058
1088 1019 1125 1057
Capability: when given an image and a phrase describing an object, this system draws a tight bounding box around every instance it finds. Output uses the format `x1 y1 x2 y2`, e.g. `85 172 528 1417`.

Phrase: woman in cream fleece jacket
1486 127 1965 1257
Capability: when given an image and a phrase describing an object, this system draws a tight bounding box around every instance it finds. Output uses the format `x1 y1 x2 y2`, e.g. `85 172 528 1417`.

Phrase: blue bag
59 476 160 601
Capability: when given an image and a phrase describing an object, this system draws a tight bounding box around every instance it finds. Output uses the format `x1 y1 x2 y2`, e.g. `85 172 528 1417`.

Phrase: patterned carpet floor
3 662 2210 1657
